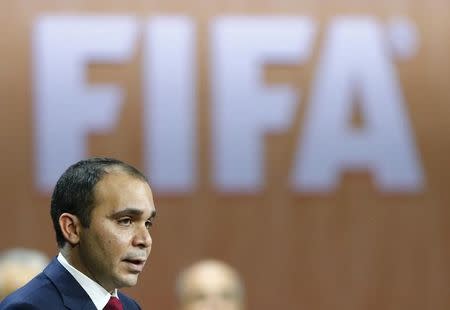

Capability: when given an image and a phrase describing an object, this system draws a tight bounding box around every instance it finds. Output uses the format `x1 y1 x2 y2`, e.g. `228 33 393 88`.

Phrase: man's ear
59 213 82 246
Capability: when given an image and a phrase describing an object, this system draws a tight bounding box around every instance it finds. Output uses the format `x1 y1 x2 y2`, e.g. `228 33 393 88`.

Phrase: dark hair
50 157 149 248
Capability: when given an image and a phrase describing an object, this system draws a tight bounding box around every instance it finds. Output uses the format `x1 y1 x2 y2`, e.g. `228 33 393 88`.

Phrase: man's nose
133 224 152 248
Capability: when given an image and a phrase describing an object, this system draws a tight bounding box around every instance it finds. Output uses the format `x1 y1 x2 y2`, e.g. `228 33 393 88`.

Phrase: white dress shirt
57 253 119 310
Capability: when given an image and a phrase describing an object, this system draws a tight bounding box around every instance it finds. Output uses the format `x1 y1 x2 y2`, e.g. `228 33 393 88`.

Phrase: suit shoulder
0 273 62 309
0 301 41 310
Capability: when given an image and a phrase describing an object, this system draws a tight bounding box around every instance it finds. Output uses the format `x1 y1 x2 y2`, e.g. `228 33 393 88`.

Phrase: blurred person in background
176 259 245 310
0 248 49 300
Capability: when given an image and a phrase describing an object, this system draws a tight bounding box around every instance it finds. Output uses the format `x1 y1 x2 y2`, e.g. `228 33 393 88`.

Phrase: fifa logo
33 15 423 194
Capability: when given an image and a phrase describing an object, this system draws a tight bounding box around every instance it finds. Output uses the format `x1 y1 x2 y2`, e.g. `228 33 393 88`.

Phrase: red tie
104 296 123 310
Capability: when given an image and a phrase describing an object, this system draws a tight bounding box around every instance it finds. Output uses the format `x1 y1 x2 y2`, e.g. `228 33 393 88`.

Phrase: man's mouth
122 258 146 272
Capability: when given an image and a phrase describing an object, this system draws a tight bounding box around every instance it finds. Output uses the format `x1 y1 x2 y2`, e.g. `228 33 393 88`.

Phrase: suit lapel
118 291 139 310
44 258 97 310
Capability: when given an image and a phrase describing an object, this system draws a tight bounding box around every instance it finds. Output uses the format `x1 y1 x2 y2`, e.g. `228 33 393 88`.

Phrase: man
176 260 245 310
0 157 156 309
0 248 49 300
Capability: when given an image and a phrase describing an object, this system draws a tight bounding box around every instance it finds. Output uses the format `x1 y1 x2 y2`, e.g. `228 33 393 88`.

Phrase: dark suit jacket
0 258 142 310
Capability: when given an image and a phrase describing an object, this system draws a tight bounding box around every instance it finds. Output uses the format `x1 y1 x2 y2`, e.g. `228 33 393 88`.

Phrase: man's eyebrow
111 208 156 219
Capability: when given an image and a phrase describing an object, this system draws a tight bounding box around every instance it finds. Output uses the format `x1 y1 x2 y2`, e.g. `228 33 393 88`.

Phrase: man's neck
59 246 115 293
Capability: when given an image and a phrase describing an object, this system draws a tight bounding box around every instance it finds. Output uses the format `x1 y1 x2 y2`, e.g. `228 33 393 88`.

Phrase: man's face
76 171 156 292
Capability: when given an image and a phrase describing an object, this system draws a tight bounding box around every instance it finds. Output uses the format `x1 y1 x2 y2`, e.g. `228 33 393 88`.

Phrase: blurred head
0 248 49 299
53 157 156 291
176 260 245 310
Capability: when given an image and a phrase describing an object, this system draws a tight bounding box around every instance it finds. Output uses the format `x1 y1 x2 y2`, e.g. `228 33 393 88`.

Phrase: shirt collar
57 253 118 310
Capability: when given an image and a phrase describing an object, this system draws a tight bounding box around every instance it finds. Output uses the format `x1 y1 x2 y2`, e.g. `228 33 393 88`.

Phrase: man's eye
145 220 153 229
118 218 132 226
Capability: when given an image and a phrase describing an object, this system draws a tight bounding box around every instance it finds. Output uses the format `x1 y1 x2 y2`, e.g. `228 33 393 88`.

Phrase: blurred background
1 0 450 309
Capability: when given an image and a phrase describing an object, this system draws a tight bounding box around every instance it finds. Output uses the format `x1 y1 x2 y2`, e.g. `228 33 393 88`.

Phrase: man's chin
115 274 139 288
